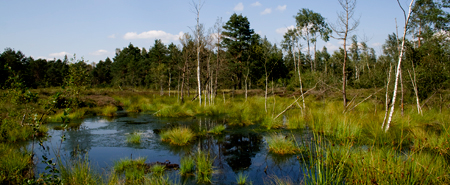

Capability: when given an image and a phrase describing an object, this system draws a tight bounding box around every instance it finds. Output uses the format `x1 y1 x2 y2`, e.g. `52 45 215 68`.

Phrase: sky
0 0 412 63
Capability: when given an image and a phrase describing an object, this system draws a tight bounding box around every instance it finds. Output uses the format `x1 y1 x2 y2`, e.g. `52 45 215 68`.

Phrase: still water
30 112 312 184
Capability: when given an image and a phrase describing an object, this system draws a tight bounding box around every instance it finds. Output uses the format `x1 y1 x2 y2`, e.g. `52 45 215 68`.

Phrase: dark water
30 112 313 184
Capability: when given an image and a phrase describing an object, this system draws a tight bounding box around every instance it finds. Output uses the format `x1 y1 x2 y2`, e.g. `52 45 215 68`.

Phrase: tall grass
180 156 195 176
0 144 31 184
196 151 213 183
59 155 102 185
113 157 147 184
266 133 302 155
160 126 196 145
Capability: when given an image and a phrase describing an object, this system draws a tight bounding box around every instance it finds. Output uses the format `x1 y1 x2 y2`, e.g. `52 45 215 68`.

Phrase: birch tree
384 0 415 132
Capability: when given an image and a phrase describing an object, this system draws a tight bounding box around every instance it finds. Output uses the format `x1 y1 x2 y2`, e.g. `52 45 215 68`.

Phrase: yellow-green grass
154 104 194 117
160 126 196 146
113 157 147 183
236 172 250 185
180 156 195 176
127 132 142 144
100 105 117 117
59 156 102 185
266 133 302 155
195 151 213 183
208 125 226 135
150 164 165 176
0 144 32 184
46 108 87 122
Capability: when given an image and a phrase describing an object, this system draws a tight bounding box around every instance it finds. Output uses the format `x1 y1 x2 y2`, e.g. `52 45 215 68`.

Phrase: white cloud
234 2 244 11
35 56 54 61
251 1 261 6
90 49 108 56
261 8 272 15
276 5 287 12
108 34 116 39
371 42 382 47
123 30 184 43
49 51 71 58
275 25 295 35
325 43 340 51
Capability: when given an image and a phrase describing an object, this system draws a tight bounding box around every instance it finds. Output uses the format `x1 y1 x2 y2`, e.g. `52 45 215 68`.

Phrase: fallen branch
347 87 385 112
274 84 317 119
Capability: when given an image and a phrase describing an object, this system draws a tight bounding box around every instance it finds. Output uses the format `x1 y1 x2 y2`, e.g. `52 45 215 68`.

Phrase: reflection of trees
222 133 262 172
64 127 92 159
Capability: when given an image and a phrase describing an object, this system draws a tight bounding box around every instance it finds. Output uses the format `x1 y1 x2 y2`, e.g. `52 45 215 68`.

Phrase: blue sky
0 0 410 63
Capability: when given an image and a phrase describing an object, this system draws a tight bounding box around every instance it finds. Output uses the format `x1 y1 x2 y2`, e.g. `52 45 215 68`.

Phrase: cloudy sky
0 0 409 63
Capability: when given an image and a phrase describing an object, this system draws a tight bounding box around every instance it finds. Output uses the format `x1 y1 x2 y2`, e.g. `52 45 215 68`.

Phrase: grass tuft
180 156 195 176
266 133 302 155
127 132 142 144
160 126 195 146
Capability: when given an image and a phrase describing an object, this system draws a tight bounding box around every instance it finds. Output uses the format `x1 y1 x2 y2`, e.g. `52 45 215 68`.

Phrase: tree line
1 0 449 104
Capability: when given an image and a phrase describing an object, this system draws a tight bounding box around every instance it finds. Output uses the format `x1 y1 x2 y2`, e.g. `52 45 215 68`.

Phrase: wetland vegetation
1 0 450 184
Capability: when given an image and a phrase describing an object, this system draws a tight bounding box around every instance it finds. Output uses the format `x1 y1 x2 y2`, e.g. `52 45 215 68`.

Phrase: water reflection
222 133 262 171
31 114 308 184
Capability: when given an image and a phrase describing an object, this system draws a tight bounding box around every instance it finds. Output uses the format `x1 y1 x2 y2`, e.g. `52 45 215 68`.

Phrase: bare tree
330 0 359 109
384 0 415 132
191 0 204 106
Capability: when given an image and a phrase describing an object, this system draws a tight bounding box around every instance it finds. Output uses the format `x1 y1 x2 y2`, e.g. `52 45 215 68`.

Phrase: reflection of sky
29 114 310 184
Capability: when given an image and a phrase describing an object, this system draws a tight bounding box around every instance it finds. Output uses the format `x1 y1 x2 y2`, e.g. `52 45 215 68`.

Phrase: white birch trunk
384 0 414 132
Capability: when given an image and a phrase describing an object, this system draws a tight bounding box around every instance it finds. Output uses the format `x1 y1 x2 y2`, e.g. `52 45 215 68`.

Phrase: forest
1 0 450 184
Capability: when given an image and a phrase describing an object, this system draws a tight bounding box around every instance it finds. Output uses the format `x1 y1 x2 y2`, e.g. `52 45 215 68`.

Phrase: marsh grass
0 144 31 184
196 151 213 183
113 157 147 183
261 116 283 129
208 125 226 135
150 164 165 176
154 104 194 117
101 105 117 117
236 172 250 185
59 155 102 185
264 175 294 185
266 133 302 155
160 126 195 145
127 132 142 144
180 156 195 176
